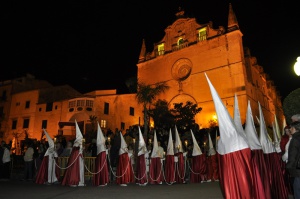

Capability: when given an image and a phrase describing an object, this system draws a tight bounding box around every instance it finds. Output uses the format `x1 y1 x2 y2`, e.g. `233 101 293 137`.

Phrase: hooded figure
189 129 207 183
116 131 134 186
174 125 186 184
245 101 271 199
206 131 219 182
258 102 288 199
149 130 163 184
136 126 148 186
164 128 175 185
61 120 85 187
205 73 253 198
92 121 109 186
35 129 60 184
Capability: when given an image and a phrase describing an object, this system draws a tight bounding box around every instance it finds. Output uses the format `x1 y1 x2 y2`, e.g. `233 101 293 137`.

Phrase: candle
54 138 57 143
149 139 152 144
82 138 85 144
107 137 111 144
133 138 136 144
185 140 188 147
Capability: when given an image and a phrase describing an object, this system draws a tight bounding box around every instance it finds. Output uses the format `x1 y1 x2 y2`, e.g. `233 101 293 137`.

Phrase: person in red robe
206 73 255 199
135 126 148 186
245 101 271 199
92 122 109 186
174 125 186 184
206 132 219 182
35 129 60 185
116 131 134 186
149 130 163 185
258 102 289 199
61 120 85 187
164 129 175 185
189 129 207 183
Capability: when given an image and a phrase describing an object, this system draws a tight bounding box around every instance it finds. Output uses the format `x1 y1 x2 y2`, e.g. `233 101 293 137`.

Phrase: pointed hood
43 129 56 156
272 121 281 153
138 126 147 156
258 102 275 154
274 114 281 141
174 125 183 153
74 120 83 147
282 117 287 136
244 100 262 150
205 73 249 155
96 121 106 155
233 93 247 140
151 130 159 158
119 131 128 155
190 129 202 156
167 128 174 155
207 132 216 156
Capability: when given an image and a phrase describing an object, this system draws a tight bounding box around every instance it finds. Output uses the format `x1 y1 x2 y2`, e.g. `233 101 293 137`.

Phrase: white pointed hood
174 125 183 153
258 102 275 154
74 120 83 147
138 126 147 156
272 121 281 153
274 114 281 142
282 117 287 136
244 100 262 150
96 121 106 155
43 129 56 156
119 131 128 155
205 73 249 155
151 130 159 158
233 93 247 141
207 132 216 156
167 129 174 155
190 129 202 156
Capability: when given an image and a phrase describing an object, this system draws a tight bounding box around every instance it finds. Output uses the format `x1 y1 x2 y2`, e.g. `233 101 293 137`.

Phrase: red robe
164 155 175 184
174 152 185 183
190 154 207 183
136 154 148 185
116 153 134 185
149 157 163 184
35 156 60 184
92 151 109 186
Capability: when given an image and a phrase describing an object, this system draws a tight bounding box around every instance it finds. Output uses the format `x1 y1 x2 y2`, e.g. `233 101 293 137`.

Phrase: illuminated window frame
198 27 207 41
100 120 107 128
158 43 165 55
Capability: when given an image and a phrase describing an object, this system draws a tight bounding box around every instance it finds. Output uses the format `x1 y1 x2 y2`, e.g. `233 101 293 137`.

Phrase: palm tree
136 81 169 139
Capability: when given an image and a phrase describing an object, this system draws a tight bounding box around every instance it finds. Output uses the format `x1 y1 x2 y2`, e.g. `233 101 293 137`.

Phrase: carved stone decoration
171 58 192 81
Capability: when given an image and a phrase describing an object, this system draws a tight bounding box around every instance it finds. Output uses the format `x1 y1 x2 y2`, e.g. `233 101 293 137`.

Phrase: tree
283 88 300 124
171 101 202 133
136 81 169 139
148 99 175 130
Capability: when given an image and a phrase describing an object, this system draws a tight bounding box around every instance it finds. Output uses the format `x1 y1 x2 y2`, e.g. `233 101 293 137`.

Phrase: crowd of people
1 112 300 199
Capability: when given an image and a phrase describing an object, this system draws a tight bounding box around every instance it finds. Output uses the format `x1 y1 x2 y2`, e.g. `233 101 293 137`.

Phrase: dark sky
1 1 300 101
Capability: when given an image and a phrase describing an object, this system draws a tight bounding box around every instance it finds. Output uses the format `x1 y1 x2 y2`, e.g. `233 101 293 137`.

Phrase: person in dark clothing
286 121 300 199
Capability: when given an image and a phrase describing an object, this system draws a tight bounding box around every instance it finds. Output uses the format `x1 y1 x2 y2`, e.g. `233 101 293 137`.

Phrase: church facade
137 4 283 128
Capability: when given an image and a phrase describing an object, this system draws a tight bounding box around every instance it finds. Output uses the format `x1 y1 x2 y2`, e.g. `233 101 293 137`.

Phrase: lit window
158 43 164 55
86 100 94 107
100 120 106 128
69 101 76 108
77 100 85 107
198 27 207 41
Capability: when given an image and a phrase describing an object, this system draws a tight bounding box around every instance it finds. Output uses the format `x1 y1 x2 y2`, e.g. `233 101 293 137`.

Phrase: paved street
0 179 224 199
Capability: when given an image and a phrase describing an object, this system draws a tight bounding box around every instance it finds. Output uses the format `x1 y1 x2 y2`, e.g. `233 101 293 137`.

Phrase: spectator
291 114 300 122
286 121 300 199
60 141 72 157
23 142 34 181
0 141 11 180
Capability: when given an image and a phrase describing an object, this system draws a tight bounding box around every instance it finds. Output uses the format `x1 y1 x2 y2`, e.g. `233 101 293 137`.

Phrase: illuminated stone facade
137 5 283 129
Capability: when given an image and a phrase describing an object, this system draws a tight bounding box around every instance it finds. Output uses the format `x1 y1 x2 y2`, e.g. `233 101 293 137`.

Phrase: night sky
1 1 300 101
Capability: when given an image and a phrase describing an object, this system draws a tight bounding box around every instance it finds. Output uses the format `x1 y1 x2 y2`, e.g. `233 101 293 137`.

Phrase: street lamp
294 56 300 76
